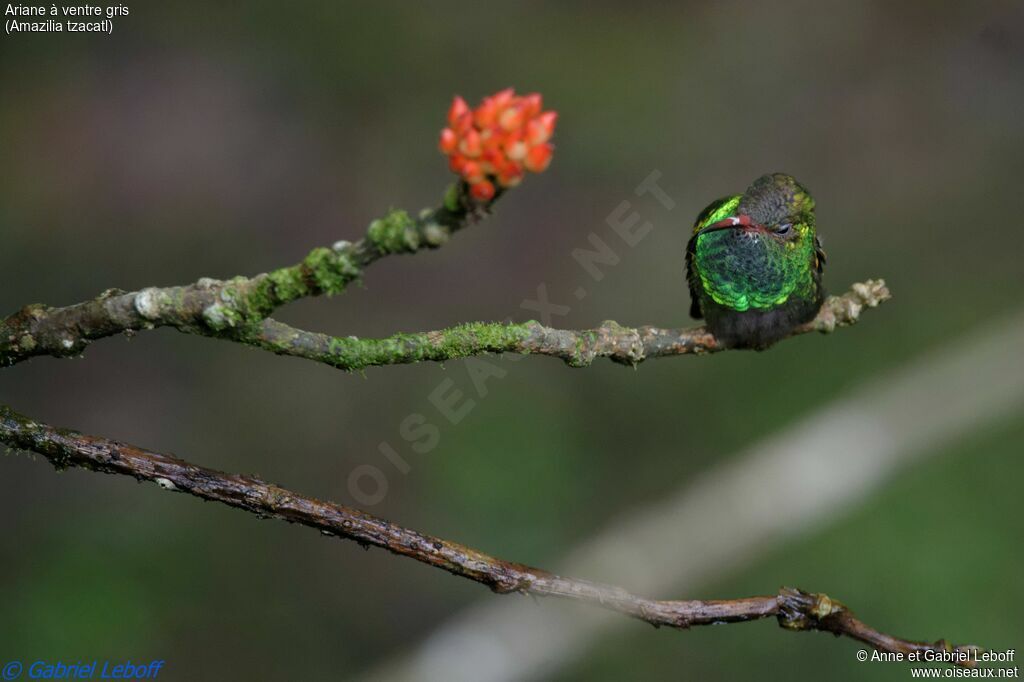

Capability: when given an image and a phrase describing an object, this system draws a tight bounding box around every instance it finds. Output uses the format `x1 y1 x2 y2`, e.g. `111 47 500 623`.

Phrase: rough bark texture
1 179 964 667
247 279 889 370
0 213 891 374
0 187 471 368
0 404 979 665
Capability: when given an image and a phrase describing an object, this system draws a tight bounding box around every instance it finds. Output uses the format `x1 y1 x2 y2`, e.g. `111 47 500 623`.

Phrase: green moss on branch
366 209 419 254
252 320 535 371
0 184 474 367
239 279 891 372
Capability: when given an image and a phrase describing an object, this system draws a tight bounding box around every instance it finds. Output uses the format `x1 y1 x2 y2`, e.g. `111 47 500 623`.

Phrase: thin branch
245 279 891 370
0 183 476 368
0 213 891 374
0 403 979 666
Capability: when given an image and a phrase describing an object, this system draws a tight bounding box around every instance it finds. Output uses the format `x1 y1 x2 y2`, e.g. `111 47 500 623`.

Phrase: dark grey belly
702 294 823 350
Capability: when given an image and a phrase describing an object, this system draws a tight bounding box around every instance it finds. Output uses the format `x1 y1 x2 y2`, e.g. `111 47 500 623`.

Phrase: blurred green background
2 1 1022 680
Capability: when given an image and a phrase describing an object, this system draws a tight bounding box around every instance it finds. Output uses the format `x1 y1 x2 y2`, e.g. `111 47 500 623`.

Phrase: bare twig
0 403 979 666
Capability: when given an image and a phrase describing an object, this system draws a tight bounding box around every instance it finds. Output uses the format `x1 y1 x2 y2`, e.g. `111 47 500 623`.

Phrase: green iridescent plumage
686 173 826 349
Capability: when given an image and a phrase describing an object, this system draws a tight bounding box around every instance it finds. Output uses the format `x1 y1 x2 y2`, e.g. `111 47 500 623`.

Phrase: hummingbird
686 173 826 349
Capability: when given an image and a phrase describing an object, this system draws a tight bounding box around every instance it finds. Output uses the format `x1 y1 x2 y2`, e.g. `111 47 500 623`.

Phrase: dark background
2 2 1022 680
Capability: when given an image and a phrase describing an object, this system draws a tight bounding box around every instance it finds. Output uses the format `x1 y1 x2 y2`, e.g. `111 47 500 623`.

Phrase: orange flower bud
448 96 469 127
439 128 458 154
497 161 525 188
448 154 468 174
523 143 553 173
461 160 485 184
474 99 500 128
439 88 556 193
526 111 557 145
452 111 473 135
522 93 542 118
481 134 502 154
481 147 502 167
469 179 496 202
498 105 525 132
506 140 528 161
490 88 515 110
459 128 482 157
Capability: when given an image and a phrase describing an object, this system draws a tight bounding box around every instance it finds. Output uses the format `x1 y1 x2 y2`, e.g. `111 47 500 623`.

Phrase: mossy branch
0 403 980 667
1 165 892 373
0 232 891 374
0 170 923 667
0 183 472 368
218 280 893 371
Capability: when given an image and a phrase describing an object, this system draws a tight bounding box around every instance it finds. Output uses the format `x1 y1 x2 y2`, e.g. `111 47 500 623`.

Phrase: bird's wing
685 233 703 319
814 235 827 276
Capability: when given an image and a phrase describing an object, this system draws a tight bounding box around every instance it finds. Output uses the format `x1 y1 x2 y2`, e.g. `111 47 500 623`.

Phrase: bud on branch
439 88 557 203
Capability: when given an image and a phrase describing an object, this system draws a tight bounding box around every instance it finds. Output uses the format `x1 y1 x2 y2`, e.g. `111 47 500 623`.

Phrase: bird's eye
773 223 792 235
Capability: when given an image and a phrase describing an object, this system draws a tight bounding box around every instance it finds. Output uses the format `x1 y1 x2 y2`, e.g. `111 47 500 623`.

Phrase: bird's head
695 173 815 243
689 173 821 312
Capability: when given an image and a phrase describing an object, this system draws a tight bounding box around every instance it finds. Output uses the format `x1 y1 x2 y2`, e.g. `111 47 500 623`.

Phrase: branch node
600 320 645 366
490 576 529 595
367 209 420 254
195 277 220 290
0 403 978 665
133 288 164 321
421 221 451 247
776 586 846 632
155 477 179 491
202 303 232 331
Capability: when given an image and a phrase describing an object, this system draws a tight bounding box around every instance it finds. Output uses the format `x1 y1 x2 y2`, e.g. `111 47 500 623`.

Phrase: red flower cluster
439 88 557 202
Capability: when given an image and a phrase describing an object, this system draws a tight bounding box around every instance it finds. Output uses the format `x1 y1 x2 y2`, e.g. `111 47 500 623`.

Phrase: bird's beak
697 213 761 236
